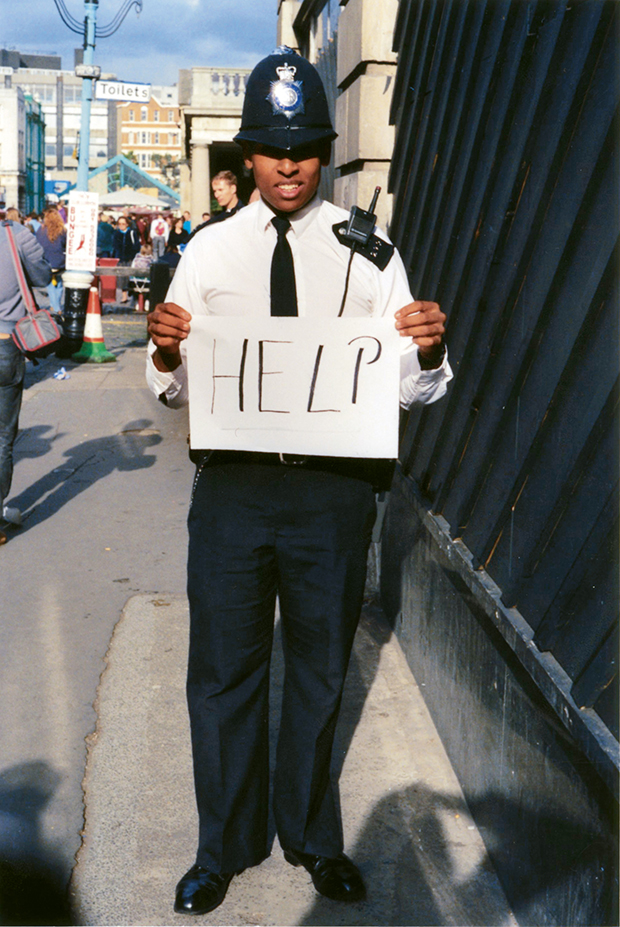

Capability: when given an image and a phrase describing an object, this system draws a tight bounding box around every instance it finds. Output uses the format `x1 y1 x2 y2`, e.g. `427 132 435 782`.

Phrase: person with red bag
0 212 51 544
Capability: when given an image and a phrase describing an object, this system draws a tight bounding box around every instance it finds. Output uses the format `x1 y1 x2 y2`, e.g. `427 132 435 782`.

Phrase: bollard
59 270 93 356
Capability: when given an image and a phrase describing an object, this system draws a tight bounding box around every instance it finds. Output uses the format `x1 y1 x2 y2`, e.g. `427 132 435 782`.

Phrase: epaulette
332 222 394 271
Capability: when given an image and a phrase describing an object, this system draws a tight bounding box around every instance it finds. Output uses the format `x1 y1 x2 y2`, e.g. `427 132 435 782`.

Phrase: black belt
191 449 395 491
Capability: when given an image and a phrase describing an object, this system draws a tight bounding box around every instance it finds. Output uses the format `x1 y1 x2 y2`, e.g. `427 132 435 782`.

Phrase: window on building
141 106 148 121
140 152 149 168
297 0 341 61
64 85 81 104
129 109 135 122
64 143 75 158
154 132 159 144
26 83 56 104
168 110 175 122
45 143 57 158
141 131 147 144
153 110 159 122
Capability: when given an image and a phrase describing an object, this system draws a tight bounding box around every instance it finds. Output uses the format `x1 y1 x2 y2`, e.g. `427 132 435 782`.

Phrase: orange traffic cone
72 286 116 363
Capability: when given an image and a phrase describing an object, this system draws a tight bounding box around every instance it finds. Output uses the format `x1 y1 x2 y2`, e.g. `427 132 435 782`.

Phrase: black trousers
186 461 376 873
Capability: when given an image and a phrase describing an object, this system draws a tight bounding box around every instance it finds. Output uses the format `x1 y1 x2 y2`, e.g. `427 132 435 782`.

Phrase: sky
2 0 280 86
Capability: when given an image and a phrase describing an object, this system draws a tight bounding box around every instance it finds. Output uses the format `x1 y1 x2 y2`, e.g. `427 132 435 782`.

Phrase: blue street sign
45 180 73 196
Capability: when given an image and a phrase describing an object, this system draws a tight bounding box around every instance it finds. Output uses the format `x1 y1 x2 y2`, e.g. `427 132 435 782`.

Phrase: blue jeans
47 274 64 314
0 338 25 509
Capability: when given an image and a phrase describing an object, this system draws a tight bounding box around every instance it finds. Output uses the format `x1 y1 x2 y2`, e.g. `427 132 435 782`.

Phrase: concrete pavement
0 317 191 925
71 594 518 926
3 316 517 925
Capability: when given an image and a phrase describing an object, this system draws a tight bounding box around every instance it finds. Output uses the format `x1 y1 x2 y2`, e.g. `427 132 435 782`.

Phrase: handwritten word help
187 316 400 458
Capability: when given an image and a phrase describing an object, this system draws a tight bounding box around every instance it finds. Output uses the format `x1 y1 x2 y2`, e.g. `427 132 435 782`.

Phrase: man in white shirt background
149 213 169 260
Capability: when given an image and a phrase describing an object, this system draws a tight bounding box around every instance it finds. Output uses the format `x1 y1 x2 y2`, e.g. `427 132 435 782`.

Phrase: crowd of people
0 176 242 544
2 188 247 314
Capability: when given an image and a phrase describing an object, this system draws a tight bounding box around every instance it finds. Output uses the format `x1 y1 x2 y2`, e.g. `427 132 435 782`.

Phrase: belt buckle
279 453 307 466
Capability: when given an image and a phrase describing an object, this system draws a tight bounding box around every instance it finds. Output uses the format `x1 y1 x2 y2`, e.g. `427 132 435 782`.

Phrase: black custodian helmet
234 47 337 152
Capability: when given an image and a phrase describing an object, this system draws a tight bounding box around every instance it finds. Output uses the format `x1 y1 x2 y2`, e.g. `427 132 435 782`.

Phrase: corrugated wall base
380 468 618 927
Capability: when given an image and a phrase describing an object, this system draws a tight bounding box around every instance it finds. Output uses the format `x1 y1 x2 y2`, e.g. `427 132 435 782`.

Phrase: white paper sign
187 316 400 458
66 191 99 271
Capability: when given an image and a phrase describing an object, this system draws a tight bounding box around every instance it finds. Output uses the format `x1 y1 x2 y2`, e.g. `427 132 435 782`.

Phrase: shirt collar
256 194 322 237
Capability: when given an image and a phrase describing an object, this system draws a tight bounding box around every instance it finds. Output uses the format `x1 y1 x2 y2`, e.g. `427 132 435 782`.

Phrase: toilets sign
187 316 400 458
95 80 151 102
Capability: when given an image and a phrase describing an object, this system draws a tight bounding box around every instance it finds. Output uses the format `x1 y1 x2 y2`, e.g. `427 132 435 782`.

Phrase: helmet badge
267 62 305 121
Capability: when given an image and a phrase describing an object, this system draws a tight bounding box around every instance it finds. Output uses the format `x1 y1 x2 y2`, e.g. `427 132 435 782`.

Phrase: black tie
270 216 298 317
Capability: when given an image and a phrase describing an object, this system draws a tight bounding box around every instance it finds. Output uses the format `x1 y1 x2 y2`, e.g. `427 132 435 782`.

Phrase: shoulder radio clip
342 186 381 247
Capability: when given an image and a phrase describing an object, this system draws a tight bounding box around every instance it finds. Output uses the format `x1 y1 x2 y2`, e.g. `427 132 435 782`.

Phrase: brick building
117 86 182 192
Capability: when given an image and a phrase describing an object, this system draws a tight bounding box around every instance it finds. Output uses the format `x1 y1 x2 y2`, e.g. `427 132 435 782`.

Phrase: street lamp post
52 0 143 352
52 0 143 190
77 1 98 191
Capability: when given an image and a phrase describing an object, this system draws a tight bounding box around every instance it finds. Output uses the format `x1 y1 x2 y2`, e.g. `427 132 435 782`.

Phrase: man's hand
395 300 446 369
147 301 192 372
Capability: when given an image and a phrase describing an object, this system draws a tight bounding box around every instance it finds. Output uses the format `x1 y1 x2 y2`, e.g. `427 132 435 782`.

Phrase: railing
185 67 251 112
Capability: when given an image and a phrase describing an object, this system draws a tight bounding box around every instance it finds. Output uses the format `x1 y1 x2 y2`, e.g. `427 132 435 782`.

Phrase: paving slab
71 595 518 927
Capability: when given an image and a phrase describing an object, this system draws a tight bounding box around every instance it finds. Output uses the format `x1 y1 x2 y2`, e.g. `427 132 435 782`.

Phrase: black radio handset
343 186 381 247
338 187 381 317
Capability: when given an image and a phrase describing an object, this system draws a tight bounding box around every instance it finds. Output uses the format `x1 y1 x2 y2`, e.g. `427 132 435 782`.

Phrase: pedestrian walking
167 217 189 253
97 212 115 258
149 213 169 260
147 47 451 917
25 212 42 235
35 207 66 314
189 171 244 241
0 214 52 544
130 244 154 312
112 216 140 304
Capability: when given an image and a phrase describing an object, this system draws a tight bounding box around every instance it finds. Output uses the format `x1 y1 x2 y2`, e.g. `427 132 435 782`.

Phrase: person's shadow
11 418 162 532
295 781 617 926
0 761 74 925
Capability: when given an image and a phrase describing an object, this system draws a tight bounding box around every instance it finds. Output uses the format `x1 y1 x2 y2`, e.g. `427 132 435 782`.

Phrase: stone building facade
177 67 251 222
0 81 45 213
277 0 399 231
3 60 116 186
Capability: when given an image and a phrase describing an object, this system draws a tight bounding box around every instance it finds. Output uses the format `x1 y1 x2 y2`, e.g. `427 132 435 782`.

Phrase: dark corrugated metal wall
388 0 618 735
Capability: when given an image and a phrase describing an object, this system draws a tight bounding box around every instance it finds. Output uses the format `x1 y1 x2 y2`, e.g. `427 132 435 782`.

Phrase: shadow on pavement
11 418 161 533
296 781 617 926
0 761 74 925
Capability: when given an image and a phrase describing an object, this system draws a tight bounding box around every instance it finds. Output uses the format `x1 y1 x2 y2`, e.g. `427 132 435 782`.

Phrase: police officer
147 48 451 916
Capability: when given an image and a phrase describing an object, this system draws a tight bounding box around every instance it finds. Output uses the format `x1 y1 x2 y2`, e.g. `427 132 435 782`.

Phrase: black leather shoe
283 849 366 902
174 864 234 915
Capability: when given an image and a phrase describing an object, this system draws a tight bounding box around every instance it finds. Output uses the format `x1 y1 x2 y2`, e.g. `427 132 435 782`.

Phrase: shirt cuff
146 340 189 407
399 342 453 408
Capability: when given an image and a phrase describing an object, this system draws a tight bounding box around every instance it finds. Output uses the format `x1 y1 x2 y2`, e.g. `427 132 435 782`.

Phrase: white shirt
146 196 452 409
150 217 169 240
